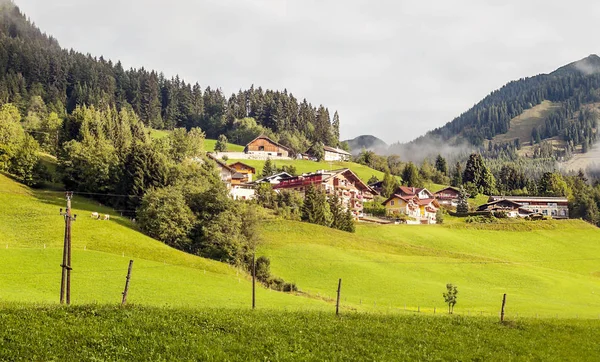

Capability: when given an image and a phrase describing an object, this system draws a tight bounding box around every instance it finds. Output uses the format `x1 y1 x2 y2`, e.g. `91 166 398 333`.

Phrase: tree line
0 4 340 157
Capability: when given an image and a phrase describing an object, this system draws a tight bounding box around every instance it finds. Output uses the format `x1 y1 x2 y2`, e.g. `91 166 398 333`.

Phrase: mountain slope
411 55 600 148
343 135 388 155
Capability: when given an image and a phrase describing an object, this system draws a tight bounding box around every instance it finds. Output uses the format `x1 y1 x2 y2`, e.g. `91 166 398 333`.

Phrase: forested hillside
0 1 340 154
403 55 600 152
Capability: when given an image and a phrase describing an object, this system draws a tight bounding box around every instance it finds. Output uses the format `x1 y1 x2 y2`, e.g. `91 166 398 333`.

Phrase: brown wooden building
245 136 291 158
228 162 256 183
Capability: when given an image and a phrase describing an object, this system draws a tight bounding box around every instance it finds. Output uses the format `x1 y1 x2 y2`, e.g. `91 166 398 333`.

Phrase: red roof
397 186 424 196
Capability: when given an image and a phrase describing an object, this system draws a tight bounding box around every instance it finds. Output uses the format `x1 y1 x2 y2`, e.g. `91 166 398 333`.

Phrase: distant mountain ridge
369 54 600 162
343 135 388 155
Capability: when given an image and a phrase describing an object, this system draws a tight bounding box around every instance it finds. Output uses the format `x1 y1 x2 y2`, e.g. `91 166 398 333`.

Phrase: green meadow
1 306 599 361
1 173 599 319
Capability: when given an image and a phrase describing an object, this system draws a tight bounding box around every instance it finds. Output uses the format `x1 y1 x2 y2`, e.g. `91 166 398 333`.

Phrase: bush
221 155 229 161
465 215 497 224
436 209 445 224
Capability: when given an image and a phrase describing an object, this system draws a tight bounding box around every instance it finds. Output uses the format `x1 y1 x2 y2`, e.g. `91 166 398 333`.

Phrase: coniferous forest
0 2 340 155
419 55 600 147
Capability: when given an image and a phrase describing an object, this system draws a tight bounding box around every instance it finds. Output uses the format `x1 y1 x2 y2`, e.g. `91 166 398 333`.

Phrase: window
543 210 548 215
259 146 265 151
391 200 395 206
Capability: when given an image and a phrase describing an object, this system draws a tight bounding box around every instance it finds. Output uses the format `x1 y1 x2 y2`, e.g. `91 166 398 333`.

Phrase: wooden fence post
500 293 507 322
335 278 342 316
121 260 134 305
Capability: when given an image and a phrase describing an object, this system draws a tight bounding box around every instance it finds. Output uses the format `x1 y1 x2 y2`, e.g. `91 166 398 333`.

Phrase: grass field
259 219 600 318
1 305 599 361
229 158 389 183
0 174 328 310
1 173 600 319
204 138 245 152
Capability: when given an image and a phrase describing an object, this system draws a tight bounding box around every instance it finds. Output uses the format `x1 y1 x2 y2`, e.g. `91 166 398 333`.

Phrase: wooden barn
245 136 291 158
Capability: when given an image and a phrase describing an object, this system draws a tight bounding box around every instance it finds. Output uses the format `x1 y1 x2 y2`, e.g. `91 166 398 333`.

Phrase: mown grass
2 173 600 319
1 305 599 361
0 174 328 310
148 129 245 152
259 219 600 318
204 138 245 152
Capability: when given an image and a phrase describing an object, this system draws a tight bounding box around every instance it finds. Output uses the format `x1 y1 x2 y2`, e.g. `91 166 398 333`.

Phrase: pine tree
452 162 463 187
332 111 340 147
381 171 397 198
312 189 332 227
401 162 422 187
301 184 316 222
214 134 228 152
328 194 344 229
435 154 448 175
262 157 274 177
456 186 469 214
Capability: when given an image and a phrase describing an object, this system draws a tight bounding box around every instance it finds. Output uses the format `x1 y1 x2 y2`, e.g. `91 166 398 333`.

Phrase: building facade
273 169 377 217
228 162 256 183
434 186 462 207
486 196 569 218
382 187 439 224
323 146 352 162
245 136 291 158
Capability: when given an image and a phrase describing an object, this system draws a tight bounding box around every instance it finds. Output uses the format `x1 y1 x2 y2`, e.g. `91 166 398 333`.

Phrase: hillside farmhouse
323 146 352 162
483 196 569 218
273 169 378 217
434 186 462 207
382 186 439 224
206 154 256 200
476 199 535 218
206 154 236 184
228 162 256 183
245 136 291 158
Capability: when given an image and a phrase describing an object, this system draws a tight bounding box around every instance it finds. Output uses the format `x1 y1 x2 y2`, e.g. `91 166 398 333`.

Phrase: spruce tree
456 186 469 214
332 111 340 147
301 184 317 222
381 171 397 198
328 194 343 229
452 162 463 187
214 134 228 152
401 162 422 187
435 154 448 175
262 157 274 177
312 189 332 227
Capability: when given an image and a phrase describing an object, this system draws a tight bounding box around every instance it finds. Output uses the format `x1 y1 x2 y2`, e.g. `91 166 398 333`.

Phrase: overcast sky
15 0 600 143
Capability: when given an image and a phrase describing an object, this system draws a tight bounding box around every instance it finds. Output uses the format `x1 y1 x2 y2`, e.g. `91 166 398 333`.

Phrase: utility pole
252 251 256 310
59 192 75 305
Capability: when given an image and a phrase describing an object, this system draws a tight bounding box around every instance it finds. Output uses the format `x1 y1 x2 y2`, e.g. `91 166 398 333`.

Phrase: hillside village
205 136 571 225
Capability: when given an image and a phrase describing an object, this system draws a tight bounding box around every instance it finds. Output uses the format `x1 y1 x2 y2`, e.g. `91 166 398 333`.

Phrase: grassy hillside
258 219 600 318
229 158 387 183
0 174 327 310
204 138 245 152
148 129 245 152
2 305 599 361
2 173 599 319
